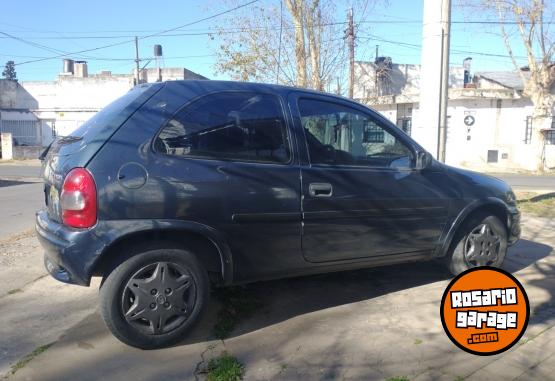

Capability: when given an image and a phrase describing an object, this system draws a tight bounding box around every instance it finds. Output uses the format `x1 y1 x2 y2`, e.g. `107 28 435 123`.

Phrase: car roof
163 79 354 104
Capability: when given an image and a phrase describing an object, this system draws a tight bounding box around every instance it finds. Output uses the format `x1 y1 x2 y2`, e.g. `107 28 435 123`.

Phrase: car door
153 90 302 279
289 93 451 263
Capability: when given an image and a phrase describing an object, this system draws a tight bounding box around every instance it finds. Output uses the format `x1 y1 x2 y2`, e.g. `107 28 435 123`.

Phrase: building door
396 103 413 135
41 119 56 146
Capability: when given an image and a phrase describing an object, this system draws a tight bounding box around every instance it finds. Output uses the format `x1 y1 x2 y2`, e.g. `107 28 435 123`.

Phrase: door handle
309 183 333 197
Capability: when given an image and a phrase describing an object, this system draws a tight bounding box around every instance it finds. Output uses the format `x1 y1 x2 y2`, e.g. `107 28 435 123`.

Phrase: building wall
354 62 464 100
22 75 133 110
8 67 207 146
369 98 553 172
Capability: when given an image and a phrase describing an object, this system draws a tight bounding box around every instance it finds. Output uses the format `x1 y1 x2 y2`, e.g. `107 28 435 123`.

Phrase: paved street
0 182 43 241
491 173 555 192
0 162 43 240
0 162 42 180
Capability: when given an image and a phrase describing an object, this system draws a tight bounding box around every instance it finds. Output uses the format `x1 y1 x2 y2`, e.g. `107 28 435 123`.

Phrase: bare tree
489 0 554 117
285 0 308 87
212 1 371 91
463 0 554 169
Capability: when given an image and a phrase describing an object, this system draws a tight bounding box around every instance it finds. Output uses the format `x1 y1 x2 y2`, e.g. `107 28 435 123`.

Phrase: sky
0 0 535 82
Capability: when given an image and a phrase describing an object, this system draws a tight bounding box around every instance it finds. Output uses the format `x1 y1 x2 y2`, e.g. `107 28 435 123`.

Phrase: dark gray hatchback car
37 80 520 348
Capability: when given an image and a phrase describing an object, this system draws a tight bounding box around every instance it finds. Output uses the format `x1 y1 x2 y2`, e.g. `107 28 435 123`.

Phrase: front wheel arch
437 199 510 259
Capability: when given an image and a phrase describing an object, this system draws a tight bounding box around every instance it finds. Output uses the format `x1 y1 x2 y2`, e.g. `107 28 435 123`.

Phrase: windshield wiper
58 135 83 144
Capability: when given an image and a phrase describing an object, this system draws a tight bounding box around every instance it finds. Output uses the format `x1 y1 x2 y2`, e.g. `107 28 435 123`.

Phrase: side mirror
416 151 433 170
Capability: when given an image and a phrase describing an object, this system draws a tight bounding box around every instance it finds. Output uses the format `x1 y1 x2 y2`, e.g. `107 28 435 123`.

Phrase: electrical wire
9 0 260 66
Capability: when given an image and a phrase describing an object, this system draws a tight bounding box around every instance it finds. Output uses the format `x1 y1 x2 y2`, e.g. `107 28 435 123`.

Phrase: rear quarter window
154 92 291 164
72 84 156 144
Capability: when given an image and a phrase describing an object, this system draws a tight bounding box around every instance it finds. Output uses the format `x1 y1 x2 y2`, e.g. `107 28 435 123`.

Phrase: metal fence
0 119 42 146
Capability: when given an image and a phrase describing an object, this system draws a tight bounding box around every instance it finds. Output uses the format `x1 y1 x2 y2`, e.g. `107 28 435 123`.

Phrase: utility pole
437 0 451 162
346 7 355 99
134 36 140 86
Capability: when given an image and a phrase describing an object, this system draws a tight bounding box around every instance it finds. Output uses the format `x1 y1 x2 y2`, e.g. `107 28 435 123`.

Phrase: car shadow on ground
177 238 553 347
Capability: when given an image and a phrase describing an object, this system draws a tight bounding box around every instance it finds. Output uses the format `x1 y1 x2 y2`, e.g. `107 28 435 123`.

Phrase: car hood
438 163 514 202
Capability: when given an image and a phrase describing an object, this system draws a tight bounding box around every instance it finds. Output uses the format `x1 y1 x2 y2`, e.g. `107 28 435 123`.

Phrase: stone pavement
4 215 555 381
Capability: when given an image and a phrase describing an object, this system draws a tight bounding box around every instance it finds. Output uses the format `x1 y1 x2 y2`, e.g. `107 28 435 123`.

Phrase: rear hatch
42 83 164 222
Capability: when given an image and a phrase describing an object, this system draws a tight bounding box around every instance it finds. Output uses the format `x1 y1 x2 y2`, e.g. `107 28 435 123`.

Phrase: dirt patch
516 191 555 218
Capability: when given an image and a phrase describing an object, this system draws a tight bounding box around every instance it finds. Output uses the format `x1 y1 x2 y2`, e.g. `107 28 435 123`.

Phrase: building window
396 104 413 136
487 150 499 163
363 122 385 143
524 116 532 144
545 130 555 145
397 117 412 136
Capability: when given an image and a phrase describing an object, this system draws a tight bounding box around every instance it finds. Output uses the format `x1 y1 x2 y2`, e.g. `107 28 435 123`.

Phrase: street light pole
134 36 140 86
437 0 451 162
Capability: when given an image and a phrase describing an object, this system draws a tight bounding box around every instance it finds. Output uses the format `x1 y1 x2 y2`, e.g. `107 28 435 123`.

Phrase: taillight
60 168 97 228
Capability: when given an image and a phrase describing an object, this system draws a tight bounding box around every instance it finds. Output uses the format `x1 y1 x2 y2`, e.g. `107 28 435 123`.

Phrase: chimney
74 61 88 78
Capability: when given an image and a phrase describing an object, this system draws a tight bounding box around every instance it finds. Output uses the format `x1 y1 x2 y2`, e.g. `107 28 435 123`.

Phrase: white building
354 60 555 172
0 61 207 158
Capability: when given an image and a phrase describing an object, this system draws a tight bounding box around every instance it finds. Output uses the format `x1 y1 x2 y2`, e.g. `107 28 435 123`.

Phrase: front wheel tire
447 214 508 276
100 248 209 349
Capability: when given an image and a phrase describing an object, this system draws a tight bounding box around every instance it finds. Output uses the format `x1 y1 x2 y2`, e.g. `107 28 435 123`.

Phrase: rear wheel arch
92 228 232 286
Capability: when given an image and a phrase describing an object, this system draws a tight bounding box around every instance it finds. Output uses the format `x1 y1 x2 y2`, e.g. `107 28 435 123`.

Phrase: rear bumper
35 209 102 286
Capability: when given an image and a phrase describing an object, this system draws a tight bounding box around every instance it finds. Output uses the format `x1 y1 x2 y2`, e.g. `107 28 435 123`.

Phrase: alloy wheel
122 261 196 335
464 223 501 267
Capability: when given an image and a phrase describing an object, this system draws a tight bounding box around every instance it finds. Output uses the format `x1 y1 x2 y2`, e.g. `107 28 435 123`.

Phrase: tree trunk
285 0 308 88
306 1 322 90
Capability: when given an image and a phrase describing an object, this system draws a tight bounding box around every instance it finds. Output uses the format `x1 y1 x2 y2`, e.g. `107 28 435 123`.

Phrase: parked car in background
36 80 520 349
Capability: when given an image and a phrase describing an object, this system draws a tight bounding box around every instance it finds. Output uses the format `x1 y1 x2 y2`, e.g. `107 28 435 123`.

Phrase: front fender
435 197 515 258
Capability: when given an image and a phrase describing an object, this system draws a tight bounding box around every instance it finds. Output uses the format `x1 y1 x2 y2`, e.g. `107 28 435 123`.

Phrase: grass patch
7 288 22 295
516 192 555 218
10 343 53 375
386 377 409 381
212 286 262 339
206 352 244 381
414 338 422 345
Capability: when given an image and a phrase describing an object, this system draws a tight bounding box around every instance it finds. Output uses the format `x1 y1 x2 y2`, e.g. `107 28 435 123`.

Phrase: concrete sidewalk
4 216 555 381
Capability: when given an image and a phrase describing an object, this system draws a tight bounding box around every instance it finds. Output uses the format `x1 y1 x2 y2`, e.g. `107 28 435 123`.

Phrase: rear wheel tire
100 248 209 349
447 214 508 276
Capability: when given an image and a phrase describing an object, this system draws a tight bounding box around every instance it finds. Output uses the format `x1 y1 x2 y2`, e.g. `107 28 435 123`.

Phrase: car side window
298 98 414 169
155 92 291 164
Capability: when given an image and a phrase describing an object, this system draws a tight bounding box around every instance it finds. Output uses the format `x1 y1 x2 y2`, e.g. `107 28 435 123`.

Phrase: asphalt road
490 173 555 191
0 164 41 180
0 181 43 241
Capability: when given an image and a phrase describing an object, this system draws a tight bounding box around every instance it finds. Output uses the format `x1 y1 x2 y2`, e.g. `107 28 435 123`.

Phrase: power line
0 18 550 39
10 0 260 66
0 31 69 56
358 34 529 60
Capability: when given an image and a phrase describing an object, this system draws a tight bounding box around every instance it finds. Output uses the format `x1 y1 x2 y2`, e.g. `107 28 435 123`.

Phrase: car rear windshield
70 84 159 144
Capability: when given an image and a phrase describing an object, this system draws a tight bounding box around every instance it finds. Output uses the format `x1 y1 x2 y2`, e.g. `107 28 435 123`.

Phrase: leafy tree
2 61 17 81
